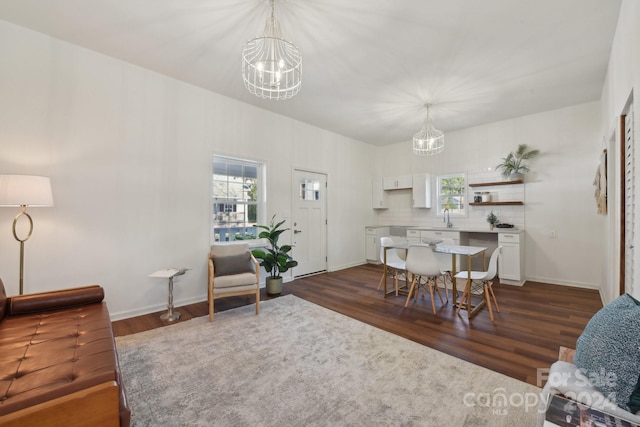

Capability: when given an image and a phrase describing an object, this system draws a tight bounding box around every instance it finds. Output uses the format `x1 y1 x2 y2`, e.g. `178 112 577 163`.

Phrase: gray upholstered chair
208 243 260 321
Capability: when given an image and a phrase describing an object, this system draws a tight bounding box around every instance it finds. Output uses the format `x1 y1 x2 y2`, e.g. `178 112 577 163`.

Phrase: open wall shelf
469 179 523 187
469 201 524 206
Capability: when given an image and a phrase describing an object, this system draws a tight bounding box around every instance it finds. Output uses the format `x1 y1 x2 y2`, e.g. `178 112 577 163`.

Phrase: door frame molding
620 114 627 296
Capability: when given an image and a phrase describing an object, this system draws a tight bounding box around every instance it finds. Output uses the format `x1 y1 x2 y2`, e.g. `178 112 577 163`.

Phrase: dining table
382 242 488 319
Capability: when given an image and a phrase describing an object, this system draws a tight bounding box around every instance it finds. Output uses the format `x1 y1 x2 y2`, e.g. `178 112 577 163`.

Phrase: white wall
600 0 640 304
373 102 606 289
0 20 373 320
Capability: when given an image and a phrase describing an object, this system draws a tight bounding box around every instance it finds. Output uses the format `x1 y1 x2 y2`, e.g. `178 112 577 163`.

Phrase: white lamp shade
0 175 54 207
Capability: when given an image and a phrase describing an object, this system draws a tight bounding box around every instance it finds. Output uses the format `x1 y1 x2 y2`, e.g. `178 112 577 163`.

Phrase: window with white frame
211 155 264 242
436 173 466 216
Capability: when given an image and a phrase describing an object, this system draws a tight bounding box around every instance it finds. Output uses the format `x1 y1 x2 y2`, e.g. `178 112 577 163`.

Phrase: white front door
292 170 327 277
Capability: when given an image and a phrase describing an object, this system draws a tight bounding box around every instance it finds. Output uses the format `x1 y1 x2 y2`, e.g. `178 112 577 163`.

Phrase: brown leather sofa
0 278 130 427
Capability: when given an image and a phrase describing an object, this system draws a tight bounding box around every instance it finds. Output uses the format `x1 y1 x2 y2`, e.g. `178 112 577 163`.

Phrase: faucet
443 208 452 228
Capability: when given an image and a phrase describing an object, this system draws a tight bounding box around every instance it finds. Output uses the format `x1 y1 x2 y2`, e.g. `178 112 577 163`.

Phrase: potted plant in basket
486 211 499 230
496 144 540 180
251 215 298 296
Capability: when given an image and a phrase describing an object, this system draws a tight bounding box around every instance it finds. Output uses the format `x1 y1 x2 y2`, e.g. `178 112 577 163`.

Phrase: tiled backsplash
375 170 526 230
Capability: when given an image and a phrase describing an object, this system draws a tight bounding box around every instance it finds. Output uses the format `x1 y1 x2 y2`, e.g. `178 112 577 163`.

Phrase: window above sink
436 172 466 217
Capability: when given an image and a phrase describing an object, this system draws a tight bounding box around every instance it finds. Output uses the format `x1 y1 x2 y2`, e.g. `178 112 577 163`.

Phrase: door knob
294 229 302 234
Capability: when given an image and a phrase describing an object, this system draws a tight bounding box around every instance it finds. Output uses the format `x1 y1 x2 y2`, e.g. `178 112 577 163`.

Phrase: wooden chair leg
404 276 418 307
255 288 260 315
428 281 437 314
209 295 214 321
487 283 499 312
484 283 494 321
377 269 385 291
434 278 445 306
440 276 449 303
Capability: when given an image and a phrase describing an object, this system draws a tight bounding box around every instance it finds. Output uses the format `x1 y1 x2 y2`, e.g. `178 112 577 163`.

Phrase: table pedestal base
160 310 181 322
160 276 181 322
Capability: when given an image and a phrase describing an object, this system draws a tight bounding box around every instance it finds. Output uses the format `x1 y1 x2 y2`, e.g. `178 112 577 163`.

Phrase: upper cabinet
383 175 412 190
372 178 388 209
412 173 431 208
372 173 431 209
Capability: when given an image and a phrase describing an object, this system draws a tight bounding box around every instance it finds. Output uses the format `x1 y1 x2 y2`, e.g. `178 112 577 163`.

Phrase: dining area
378 238 502 321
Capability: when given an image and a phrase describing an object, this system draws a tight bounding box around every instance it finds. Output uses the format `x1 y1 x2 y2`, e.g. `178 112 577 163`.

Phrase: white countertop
406 226 523 234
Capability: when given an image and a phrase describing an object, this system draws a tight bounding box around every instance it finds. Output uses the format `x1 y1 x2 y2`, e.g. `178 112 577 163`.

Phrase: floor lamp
0 175 54 295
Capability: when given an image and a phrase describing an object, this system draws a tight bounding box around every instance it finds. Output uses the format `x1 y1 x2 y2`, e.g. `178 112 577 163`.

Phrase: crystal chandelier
412 104 445 156
242 0 302 100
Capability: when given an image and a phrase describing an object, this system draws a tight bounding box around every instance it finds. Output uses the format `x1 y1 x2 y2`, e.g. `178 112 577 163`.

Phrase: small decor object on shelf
496 144 540 180
486 211 498 230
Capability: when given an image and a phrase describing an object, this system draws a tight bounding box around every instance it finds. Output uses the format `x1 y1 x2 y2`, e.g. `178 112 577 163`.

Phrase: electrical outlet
550 230 556 238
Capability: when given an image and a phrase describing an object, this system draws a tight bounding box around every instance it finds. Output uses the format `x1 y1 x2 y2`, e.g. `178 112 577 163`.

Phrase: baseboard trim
525 275 600 290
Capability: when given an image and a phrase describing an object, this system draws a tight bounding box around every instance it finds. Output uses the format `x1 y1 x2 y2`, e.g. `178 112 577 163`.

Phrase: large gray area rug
116 295 541 426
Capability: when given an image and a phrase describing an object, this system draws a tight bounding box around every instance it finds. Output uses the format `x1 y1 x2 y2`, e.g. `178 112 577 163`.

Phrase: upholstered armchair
208 243 260 321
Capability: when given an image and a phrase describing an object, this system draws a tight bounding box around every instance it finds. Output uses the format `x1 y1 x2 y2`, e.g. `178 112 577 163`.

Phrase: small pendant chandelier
242 0 302 100
413 104 445 156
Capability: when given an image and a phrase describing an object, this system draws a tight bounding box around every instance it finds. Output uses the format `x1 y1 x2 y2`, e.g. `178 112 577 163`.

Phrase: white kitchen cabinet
365 227 390 263
406 229 421 244
422 230 460 267
412 173 431 208
421 230 460 243
371 178 388 209
406 229 460 245
498 232 524 285
383 175 412 190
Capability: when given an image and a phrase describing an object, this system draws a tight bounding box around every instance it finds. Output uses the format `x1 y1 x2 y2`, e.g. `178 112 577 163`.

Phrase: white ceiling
0 0 622 146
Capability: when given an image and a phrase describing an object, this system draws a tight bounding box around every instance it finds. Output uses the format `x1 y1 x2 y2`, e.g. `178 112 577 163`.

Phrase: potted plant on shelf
251 215 298 296
486 211 498 230
496 144 540 180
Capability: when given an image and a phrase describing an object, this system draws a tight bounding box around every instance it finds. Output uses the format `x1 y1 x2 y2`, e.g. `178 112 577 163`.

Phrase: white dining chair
377 236 406 295
404 245 447 314
454 246 501 321
434 238 455 293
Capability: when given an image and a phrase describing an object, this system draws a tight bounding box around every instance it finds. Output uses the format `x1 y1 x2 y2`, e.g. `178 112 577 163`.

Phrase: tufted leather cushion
0 301 119 416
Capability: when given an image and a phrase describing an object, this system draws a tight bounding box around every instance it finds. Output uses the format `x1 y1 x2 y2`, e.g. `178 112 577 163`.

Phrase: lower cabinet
406 229 420 244
498 232 524 285
365 227 390 263
421 230 460 244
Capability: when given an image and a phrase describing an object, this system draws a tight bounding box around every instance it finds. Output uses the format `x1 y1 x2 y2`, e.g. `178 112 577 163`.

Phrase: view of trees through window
212 156 261 242
437 173 466 215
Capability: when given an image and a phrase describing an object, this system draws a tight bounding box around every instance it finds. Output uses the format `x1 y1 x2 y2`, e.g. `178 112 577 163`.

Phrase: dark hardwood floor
112 263 603 387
